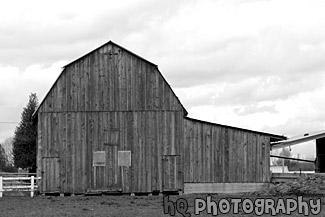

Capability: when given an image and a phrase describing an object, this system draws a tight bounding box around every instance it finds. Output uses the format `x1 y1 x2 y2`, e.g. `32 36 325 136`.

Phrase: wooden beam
270 155 315 163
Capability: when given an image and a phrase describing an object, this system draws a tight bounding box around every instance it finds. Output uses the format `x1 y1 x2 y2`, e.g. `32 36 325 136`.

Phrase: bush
252 174 325 196
2 165 18 172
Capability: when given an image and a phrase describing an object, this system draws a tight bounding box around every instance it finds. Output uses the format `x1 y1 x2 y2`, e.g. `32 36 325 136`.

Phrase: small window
118 151 131 167
93 151 106 166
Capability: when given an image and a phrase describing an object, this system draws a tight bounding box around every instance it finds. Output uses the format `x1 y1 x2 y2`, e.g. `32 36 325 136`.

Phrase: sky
1 0 325 156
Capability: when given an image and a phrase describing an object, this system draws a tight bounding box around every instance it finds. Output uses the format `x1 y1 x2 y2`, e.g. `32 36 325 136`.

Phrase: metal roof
271 130 325 149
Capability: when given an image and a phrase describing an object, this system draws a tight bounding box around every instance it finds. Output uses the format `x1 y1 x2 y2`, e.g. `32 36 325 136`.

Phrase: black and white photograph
0 0 325 216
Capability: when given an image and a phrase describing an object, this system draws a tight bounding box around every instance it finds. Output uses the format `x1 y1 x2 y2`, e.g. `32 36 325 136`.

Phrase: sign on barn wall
93 151 106 166
118 151 131 167
104 128 119 146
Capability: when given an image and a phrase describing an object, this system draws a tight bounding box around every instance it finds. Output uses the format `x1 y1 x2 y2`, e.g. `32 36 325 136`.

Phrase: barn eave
271 130 325 150
32 40 188 118
185 117 287 141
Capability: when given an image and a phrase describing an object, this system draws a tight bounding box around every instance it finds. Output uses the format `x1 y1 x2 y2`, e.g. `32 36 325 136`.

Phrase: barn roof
33 40 188 117
63 40 158 68
32 40 287 141
185 117 287 141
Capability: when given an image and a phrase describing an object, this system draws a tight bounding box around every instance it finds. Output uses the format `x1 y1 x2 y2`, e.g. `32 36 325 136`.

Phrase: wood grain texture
36 42 280 194
183 119 273 183
37 43 185 193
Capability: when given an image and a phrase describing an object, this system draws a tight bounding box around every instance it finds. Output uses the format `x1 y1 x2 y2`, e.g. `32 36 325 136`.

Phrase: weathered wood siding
38 43 183 113
36 41 282 194
38 111 183 193
37 43 184 193
183 119 271 183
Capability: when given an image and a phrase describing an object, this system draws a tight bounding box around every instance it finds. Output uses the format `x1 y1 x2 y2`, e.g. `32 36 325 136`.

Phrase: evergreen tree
13 93 38 172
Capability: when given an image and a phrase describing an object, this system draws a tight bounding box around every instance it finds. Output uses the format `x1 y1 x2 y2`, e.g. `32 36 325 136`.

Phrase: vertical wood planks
36 41 279 195
37 42 186 194
183 119 274 184
243 133 248 183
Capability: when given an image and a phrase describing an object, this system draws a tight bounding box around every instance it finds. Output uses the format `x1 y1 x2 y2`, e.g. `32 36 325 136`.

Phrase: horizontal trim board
184 183 269 194
271 173 301 178
38 110 183 113
185 117 286 140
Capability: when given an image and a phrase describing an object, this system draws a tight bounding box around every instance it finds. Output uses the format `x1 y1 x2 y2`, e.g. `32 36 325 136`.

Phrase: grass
0 193 324 216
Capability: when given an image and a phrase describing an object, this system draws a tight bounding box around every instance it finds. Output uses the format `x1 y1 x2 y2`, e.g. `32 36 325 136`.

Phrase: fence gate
162 155 181 191
41 157 60 192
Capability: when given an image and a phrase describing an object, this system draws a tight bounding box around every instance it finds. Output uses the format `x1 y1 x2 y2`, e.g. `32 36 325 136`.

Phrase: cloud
176 72 324 110
234 104 278 116
0 0 190 68
184 75 325 155
0 0 325 157
149 0 325 91
0 62 63 142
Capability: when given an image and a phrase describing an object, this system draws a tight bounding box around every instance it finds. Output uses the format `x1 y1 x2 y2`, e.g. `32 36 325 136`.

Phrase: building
271 131 325 173
33 41 286 194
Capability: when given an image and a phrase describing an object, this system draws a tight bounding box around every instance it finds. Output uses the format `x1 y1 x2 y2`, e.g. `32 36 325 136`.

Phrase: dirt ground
0 193 324 217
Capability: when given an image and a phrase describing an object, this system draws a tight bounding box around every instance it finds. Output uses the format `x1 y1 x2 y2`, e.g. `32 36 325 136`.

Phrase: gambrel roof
33 40 286 141
33 40 188 117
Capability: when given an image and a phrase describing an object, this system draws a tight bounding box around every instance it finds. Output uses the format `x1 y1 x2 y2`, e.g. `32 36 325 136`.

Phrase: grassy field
0 193 324 216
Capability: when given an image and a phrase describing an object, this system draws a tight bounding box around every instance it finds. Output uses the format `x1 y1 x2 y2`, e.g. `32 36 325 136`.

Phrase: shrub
252 174 325 196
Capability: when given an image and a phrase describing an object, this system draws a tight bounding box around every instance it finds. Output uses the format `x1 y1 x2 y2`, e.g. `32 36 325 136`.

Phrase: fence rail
0 175 41 197
0 173 37 177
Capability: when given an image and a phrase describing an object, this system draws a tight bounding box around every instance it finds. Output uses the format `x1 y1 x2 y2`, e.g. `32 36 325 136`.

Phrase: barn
33 41 287 195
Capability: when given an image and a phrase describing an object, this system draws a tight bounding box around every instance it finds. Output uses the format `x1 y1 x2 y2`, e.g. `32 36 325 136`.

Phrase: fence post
0 176 3 197
31 176 35 197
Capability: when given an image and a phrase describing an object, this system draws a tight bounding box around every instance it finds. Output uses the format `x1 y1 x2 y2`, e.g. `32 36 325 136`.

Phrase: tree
0 145 8 171
0 143 16 172
13 93 38 172
274 147 291 166
1 137 14 165
281 147 291 167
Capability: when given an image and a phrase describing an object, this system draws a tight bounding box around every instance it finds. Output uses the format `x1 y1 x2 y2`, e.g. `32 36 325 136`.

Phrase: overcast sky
1 0 324 156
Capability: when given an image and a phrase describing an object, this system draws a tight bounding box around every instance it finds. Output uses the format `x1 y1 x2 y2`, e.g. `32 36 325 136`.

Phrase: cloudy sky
1 0 325 156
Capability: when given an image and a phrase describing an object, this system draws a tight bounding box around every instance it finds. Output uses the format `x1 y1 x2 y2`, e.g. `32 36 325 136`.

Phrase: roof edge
33 40 184 118
185 117 287 140
155 68 188 116
32 67 66 119
271 130 325 149
63 40 158 69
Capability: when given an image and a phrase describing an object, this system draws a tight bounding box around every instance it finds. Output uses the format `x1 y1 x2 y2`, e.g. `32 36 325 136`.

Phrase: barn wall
36 41 280 194
183 119 271 183
38 111 184 193
37 43 185 193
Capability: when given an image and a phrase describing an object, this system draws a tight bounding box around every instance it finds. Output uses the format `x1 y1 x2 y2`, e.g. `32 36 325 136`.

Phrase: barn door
92 126 122 191
92 147 122 190
162 155 181 191
41 157 60 192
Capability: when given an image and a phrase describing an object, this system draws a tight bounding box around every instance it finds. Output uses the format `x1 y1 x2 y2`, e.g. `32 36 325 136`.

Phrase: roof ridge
63 40 158 68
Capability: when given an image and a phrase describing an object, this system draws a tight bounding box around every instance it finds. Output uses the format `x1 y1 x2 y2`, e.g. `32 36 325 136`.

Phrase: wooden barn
33 41 286 195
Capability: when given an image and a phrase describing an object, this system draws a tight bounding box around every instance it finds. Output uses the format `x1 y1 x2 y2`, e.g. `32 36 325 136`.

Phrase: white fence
0 175 41 197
